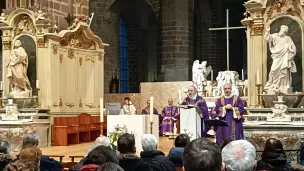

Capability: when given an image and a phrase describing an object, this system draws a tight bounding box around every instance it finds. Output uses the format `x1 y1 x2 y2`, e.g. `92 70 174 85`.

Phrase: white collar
224 94 234 99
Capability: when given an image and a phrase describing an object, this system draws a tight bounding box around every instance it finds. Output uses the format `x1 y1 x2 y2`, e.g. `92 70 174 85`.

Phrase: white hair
85 136 110 156
223 83 232 88
222 140 256 171
141 134 157 151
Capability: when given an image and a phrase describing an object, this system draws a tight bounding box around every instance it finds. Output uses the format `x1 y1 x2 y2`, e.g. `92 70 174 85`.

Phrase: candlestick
211 70 213 81
242 69 244 80
100 98 104 122
256 70 261 85
256 84 263 108
0 90 3 109
149 96 153 123
36 80 39 88
150 122 153 134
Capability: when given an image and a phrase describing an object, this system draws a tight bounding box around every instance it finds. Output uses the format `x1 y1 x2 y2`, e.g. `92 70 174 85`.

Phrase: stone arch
103 0 159 16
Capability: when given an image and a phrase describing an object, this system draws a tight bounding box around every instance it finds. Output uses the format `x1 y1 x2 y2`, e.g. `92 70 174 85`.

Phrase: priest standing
214 83 246 145
181 85 209 137
141 100 158 114
161 98 179 135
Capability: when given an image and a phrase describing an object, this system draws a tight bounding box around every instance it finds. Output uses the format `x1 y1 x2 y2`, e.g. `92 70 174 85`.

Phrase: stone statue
35 10 46 21
264 25 297 94
268 104 291 122
216 71 240 96
7 40 32 97
192 60 212 86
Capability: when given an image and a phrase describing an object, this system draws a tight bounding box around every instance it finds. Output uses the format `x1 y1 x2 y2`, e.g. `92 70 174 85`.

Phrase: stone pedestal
261 94 303 108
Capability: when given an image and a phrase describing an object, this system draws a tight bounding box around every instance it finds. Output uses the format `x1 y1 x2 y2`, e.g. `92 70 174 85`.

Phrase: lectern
180 106 202 141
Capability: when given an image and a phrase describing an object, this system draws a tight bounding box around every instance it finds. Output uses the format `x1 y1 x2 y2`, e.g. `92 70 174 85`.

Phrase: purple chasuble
214 95 245 145
161 105 179 133
141 108 158 115
181 95 209 137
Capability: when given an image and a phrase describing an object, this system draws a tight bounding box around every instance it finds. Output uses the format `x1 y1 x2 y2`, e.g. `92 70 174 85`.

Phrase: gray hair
22 132 39 148
222 140 256 171
85 136 111 156
141 134 157 151
223 83 232 88
0 140 10 154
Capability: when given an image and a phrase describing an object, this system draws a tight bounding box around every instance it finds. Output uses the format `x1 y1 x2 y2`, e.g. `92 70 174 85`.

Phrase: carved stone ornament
79 99 83 107
68 49 75 59
14 15 36 37
59 30 96 50
37 38 45 48
59 98 63 107
267 0 302 21
251 24 264 35
52 44 58 54
85 56 95 63
249 133 299 150
59 54 63 64
0 13 7 22
2 41 11 50
98 52 105 61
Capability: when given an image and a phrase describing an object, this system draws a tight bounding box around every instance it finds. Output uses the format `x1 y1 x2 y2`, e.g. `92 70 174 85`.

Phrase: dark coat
119 154 151 171
167 147 184 167
68 158 85 171
0 153 14 170
140 150 175 171
256 152 290 171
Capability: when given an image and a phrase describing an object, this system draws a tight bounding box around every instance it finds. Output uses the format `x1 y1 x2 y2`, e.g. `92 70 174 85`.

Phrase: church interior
0 0 304 170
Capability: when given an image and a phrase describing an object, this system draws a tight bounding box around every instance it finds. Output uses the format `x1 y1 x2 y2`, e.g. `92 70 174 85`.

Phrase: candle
242 69 244 80
149 96 153 123
211 70 213 81
100 98 104 122
178 90 182 104
0 81 3 90
256 70 261 85
36 80 39 88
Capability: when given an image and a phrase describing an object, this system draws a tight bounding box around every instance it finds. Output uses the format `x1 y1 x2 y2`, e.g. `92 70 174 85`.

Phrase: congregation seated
4 159 39 171
19 147 42 166
222 140 256 171
256 138 294 171
19 131 62 171
140 134 175 171
117 133 151 171
167 134 190 167
95 162 124 171
80 145 119 171
0 140 14 170
69 136 111 171
183 138 223 171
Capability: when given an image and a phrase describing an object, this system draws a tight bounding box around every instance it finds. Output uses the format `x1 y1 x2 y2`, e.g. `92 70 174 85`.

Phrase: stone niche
0 8 109 114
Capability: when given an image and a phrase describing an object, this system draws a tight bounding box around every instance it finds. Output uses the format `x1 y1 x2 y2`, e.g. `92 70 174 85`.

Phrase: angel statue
268 104 291 121
192 60 212 86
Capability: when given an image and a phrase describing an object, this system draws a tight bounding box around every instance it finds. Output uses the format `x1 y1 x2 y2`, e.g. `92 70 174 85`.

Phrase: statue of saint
7 40 32 94
264 25 297 92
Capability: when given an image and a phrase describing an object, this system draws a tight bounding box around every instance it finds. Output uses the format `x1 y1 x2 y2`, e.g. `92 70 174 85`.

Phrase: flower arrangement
107 124 135 149
183 129 193 139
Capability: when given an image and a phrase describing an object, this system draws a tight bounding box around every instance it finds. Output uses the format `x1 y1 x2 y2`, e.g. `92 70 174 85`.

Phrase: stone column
160 0 194 81
243 3 266 107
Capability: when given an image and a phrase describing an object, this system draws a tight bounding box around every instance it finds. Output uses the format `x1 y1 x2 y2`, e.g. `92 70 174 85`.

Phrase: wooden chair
78 113 91 143
90 115 101 141
54 117 79 146
176 167 183 171
47 155 65 162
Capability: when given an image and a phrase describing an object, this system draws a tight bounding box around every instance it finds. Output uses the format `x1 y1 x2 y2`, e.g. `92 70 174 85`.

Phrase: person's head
188 86 197 96
124 97 130 105
183 138 222 171
222 140 256 171
14 40 22 48
141 134 157 151
19 147 42 163
168 98 173 106
279 25 288 36
117 133 136 154
22 132 39 148
174 134 190 148
95 162 124 171
0 140 10 154
147 100 150 107
221 136 235 150
262 138 285 159
223 83 232 96
83 145 119 166
4 160 38 171
85 136 111 156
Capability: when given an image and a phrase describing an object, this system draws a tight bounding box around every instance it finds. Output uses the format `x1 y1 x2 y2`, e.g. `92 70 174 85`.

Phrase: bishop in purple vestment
181 85 209 137
161 98 179 134
213 83 246 145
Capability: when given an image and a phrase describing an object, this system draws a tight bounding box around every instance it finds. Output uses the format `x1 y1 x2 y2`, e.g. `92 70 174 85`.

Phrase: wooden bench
54 117 79 146
90 116 101 141
78 113 91 143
